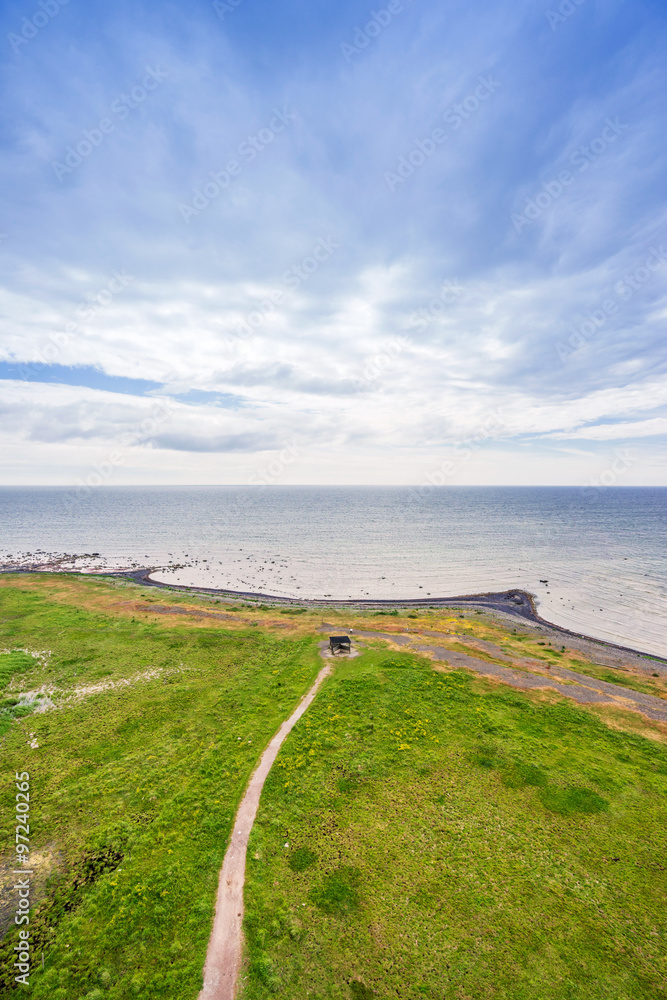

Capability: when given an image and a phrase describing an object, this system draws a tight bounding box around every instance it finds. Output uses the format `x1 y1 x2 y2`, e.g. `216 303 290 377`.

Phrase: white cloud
1 1 666 482
550 417 667 440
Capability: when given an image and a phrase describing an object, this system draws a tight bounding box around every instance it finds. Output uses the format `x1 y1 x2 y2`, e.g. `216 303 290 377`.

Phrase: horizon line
1 483 666 490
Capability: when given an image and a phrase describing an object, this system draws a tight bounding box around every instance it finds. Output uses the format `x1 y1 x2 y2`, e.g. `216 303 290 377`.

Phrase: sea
1 486 665 658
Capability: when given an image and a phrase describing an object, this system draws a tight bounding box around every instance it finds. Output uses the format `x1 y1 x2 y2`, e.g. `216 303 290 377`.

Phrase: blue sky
1 0 666 485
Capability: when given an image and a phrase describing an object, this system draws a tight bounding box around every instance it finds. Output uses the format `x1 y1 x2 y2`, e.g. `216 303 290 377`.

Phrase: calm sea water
1 486 665 658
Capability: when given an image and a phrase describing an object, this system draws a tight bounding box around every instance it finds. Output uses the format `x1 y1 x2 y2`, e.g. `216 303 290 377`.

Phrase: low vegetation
244 650 667 999
0 575 665 1000
0 652 41 736
0 576 319 999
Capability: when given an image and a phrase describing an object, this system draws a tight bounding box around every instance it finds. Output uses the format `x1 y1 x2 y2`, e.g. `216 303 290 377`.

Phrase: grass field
0 574 666 999
0 575 320 999
244 649 667 1000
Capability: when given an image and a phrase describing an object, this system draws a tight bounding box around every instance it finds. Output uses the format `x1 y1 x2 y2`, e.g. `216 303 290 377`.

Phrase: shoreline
2 565 664 666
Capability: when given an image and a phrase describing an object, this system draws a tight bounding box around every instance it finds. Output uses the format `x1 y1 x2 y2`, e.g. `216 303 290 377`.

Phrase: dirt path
198 660 332 1000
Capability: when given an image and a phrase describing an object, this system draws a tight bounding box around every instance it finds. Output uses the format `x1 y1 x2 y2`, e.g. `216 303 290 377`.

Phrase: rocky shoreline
2 562 664 669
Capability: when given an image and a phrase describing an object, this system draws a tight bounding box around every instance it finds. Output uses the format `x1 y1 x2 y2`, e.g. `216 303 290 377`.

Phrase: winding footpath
198 659 332 1000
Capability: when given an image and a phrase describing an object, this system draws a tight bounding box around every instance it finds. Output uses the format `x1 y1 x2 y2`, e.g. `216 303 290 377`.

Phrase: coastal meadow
0 575 665 999
0 575 320 998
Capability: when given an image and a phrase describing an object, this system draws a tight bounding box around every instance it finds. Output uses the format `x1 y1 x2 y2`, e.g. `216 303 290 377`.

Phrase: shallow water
1 486 665 658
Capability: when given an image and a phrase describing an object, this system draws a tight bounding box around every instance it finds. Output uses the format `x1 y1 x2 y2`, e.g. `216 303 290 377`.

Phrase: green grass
0 651 40 736
426 618 667 702
0 579 320 999
2 576 666 1000
243 650 667 1000
566 659 666 698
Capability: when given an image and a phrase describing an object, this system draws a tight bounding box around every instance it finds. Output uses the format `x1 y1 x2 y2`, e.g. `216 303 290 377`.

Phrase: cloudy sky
1 0 666 486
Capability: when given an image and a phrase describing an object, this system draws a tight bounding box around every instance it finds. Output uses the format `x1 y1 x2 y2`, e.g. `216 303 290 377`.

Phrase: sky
1 0 666 486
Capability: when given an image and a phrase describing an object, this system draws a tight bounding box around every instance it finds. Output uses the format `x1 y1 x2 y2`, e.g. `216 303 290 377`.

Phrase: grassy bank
243 649 667 999
1 574 666 1000
0 575 320 999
